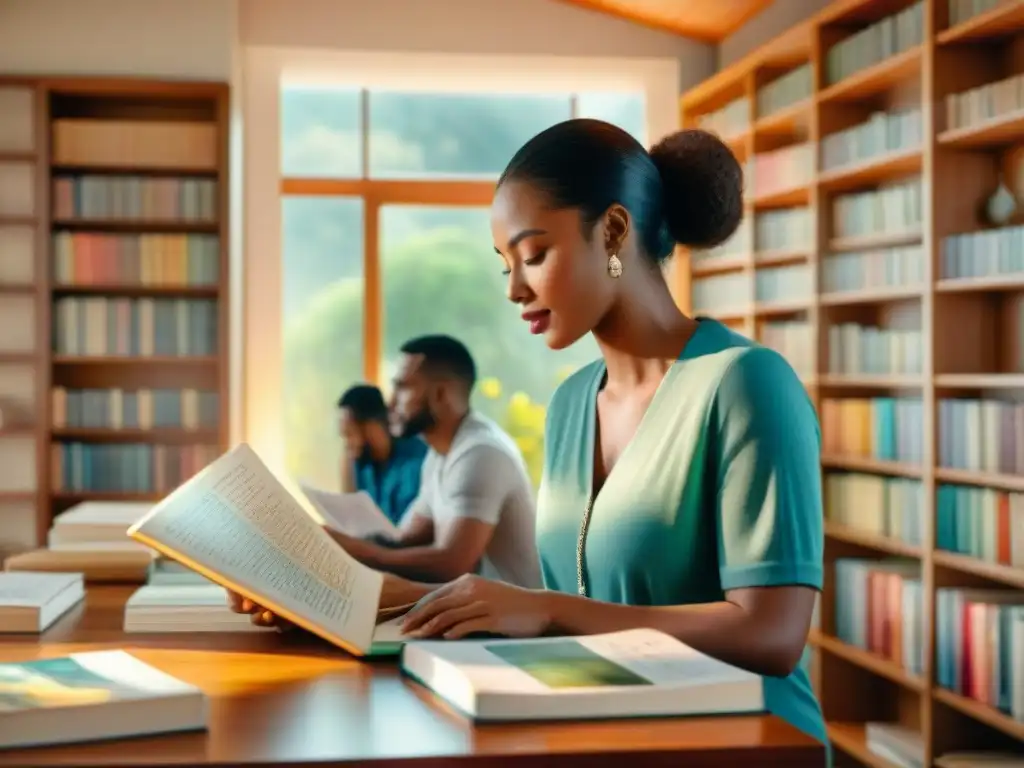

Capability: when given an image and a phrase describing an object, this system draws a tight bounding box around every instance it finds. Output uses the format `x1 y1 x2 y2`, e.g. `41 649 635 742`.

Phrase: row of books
755 263 812 304
946 72 1024 134
692 272 750 314
52 176 218 223
935 586 1024 721
821 108 922 172
941 225 1024 281
52 232 220 287
824 472 924 546
823 1 924 86
820 397 926 464
52 118 218 171
938 398 1024 476
756 64 812 120
750 143 813 199
696 97 748 142
826 323 925 375
937 483 1024 569
52 442 218 494
947 0 1008 28
832 180 922 241
834 558 924 676
756 207 812 254
51 387 219 431
821 245 925 294
759 320 813 377
52 297 218 358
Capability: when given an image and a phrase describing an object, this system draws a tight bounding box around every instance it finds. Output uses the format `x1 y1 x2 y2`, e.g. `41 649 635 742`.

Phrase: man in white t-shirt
328 335 542 589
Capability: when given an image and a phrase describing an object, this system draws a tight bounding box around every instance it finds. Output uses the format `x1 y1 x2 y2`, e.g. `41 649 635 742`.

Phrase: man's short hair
337 384 389 424
399 335 477 393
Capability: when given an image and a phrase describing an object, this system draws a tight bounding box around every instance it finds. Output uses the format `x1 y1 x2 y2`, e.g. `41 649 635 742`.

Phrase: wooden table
0 587 825 767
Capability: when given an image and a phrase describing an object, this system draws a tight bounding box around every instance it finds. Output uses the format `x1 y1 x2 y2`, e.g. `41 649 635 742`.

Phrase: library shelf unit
0 76 230 556
680 0 1024 766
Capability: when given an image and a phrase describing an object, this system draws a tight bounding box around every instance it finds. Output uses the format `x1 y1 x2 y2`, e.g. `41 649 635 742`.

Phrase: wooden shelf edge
810 631 925 691
824 522 923 558
828 722 904 768
933 550 1024 588
817 46 923 104
933 688 1024 740
937 1 1024 45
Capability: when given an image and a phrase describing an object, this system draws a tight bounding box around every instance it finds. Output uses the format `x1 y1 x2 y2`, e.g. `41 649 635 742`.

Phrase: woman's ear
603 203 630 256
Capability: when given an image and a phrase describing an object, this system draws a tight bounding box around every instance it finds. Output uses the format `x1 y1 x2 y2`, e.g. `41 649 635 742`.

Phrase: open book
299 484 399 539
127 443 409 656
402 628 765 721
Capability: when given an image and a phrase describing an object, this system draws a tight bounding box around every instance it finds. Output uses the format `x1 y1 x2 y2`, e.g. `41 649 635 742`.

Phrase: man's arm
366 498 435 547
338 446 510 583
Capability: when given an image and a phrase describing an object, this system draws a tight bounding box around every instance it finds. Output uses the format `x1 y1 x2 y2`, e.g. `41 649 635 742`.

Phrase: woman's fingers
407 601 488 638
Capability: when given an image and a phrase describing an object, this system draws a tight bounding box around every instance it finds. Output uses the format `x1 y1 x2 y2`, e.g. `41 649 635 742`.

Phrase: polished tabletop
0 587 825 767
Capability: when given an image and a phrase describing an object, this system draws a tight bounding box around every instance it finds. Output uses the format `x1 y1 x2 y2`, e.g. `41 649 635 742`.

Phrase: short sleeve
712 347 824 592
405 454 437 520
443 444 513 526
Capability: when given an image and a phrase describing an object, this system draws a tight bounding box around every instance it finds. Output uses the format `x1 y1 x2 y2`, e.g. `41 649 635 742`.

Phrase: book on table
0 572 85 633
401 628 765 722
0 650 206 749
124 584 273 633
299 483 399 539
127 443 409 656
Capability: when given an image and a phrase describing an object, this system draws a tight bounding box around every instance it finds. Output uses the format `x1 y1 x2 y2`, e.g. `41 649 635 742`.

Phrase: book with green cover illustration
402 628 765 722
0 651 206 750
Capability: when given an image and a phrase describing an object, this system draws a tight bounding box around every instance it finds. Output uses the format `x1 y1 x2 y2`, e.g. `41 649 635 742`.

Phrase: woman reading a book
231 119 826 752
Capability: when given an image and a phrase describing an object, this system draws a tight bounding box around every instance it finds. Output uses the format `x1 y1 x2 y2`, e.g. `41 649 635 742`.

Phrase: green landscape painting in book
484 638 654 689
0 657 124 710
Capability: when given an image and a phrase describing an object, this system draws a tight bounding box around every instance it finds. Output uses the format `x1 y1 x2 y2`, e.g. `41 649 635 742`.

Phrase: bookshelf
680 0 1024 765
0 77 229 556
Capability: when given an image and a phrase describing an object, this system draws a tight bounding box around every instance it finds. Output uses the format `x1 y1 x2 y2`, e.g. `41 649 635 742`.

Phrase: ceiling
555 0 774 41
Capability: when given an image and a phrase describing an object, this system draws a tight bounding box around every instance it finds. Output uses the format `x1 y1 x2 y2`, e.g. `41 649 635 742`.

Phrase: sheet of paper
300 485 399 539
129 444 383 653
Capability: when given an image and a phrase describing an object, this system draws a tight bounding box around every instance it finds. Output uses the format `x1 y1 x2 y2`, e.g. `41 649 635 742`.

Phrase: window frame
244 46 682 470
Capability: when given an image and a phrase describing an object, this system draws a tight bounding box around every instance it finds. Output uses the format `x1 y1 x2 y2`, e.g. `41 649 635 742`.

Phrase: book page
129 444 383 654
301 485 399 538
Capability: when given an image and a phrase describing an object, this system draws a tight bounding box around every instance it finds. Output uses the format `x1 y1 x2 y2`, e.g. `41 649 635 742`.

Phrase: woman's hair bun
649 129 744 250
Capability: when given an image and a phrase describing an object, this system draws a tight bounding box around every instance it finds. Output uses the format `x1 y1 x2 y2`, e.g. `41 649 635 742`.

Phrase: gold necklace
576 496 595 597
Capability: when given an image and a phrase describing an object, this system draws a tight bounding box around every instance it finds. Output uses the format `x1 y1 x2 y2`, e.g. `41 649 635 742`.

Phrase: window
378 205 599 482
369 92 573 178
278 85 644 485
281 196 364 490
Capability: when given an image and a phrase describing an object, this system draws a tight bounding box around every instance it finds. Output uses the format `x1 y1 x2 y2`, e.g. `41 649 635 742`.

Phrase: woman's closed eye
500 250 548 276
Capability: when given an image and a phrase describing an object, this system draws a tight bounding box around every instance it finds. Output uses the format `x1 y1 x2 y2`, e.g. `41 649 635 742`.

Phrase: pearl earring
607 253 623 278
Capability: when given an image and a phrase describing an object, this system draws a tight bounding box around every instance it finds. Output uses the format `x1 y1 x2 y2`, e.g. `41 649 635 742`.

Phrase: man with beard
336 384 428 525
327 334 542 588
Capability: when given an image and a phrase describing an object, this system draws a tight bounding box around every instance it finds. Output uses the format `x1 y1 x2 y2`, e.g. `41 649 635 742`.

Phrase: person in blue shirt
338 384 427 526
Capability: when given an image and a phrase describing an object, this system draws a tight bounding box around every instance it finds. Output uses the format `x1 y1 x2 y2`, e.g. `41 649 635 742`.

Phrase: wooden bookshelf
680 0 1024 765
0 77 229 555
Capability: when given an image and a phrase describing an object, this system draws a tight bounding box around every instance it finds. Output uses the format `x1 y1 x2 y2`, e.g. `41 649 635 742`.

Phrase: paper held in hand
126 443 405 656
299 485 399 539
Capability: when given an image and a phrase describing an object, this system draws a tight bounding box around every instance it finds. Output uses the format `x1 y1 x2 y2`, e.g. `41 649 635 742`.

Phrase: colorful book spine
52 297 218 357
935 587 1024 721
938 397 1024 473
52 232 219 286
827 323 924 375
820 397 925 463
834 558 924 675
51 387 219 431
51 442 220 495
825 472 924 545
52 175 217 222
824 2 924 85
936 484 1024 568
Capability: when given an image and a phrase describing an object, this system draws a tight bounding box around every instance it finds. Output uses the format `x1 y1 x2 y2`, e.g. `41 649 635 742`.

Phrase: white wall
0 0 237 79
242 0 715 91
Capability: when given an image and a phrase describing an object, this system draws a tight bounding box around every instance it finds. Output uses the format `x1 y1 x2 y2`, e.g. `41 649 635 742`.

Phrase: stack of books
4 501 155 582
124 584 268 634
0 571 85 633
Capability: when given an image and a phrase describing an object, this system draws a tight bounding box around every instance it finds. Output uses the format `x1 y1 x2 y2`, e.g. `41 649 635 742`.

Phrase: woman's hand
226 572 433 629
401 574 552 640
226 590 291 630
